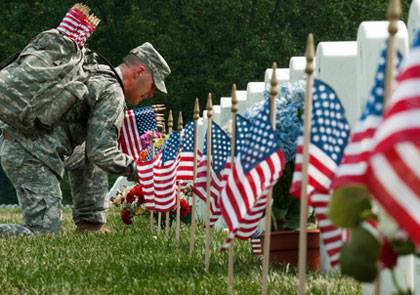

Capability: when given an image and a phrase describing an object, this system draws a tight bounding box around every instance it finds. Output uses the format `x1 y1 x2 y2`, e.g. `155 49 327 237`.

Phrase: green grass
0 208 361 294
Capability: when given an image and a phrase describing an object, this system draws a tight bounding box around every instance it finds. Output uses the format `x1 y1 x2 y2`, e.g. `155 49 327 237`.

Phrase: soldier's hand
127 161 139 182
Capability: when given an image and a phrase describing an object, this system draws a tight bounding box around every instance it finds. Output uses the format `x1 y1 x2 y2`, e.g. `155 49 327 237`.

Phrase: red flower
126 194 135 204
137 194 145 204
180 199 190 217
131 185 143 196
380 238 398 269
120 209 132 225
126 185 144 204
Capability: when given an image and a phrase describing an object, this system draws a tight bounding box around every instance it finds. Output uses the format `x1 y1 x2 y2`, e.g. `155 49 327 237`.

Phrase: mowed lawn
0 208 361 294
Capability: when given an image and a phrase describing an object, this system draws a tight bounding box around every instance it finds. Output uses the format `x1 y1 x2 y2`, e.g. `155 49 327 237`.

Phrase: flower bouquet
166 185 192 225
111 184 146 225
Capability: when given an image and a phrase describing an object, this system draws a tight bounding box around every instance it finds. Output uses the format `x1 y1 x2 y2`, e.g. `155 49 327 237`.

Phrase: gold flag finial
73 3 101 27
231 84 238 113
305 34 315 76
270 63 278 99
206 93 213 118
168 110 173 133
177 112 184 131
193 98 200 121
387 0 401 36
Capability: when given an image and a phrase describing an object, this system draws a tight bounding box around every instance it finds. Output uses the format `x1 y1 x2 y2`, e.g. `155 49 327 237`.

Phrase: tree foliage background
0 0 411 204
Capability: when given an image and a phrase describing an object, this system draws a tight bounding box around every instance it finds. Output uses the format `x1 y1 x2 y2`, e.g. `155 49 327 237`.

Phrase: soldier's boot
75 221 112 234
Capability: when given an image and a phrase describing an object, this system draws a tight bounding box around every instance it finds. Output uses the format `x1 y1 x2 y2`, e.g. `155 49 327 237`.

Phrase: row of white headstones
191 1 420 294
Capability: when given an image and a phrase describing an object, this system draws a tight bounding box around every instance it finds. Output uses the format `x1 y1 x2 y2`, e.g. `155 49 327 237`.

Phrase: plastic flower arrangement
168 184 192 224
242 81 306 231
140 131 165 152
137 131 166 162
110 184 146 225
331 187 416 289
243 80 305 162
139 149 150 161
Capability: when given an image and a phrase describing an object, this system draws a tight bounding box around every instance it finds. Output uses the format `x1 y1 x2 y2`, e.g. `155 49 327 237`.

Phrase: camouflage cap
130 42 171 94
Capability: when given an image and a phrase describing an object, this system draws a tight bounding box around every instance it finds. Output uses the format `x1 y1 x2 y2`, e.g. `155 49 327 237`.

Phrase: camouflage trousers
0 138 108 235
67 143 108 225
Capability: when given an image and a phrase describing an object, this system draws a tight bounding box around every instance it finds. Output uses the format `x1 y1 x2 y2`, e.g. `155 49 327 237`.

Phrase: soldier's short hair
123 54 147 68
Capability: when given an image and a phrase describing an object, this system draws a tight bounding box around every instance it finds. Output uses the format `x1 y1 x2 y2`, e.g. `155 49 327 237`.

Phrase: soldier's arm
85 81 137 179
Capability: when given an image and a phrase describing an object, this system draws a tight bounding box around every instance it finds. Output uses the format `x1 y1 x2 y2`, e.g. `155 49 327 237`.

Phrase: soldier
0 13 170 235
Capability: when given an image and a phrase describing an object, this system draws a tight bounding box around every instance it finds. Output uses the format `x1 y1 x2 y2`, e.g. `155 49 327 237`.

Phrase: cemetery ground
0 208 360 294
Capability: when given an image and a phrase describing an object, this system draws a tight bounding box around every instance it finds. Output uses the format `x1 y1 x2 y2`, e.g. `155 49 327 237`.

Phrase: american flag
57 4 97 48
153 131 180 212
310 193 343 267
332 48 402 189
228 114 269 240
290 79 351 196
178 121 202 181
220 101 285 250
192 121 231 226
289 79 350 267
137 153 161 210
118 106 158 159
367 31 420 247
250 234 263 255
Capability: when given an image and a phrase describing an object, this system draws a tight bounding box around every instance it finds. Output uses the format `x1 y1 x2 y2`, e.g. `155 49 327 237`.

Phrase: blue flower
244 81 305 161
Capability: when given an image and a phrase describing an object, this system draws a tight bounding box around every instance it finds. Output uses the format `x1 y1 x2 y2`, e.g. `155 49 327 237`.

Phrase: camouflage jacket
0 61 135 179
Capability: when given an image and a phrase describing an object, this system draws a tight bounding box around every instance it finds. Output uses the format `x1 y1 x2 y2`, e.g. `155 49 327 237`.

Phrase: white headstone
202 105 222 133
220 96 232 127
106 176 135 207
264 68 290 90
408 0 420 46
315 41 359 127
357 21 409 110
236 90 248 114
289 56 306 82
213 105 221 125
246 82 265 108
196 117 205 152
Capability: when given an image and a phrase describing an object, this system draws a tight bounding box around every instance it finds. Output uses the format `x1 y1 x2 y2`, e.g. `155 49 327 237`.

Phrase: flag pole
190 98 200 254
227 84 238 294
152 104 166 112
261 62 279 295
204 93 213 272
384 0 401 107
297 33 315 295
373 1 400 294
176 112 184 244
151 129 157 231
166 110 174 237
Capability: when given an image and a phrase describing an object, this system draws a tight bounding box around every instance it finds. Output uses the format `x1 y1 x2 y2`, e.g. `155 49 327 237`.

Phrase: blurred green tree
0 0 411 203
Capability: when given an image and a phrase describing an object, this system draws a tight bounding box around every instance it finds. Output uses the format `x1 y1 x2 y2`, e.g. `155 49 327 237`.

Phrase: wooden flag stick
227 84 238 294
156 129 162 233
373 2 401 294
204 93 213 272
297 33 315 295
384 0 400 106
165 110 174 236
261 62 279 295
176 112 184 244
152 104 166 112
157 209 162 234
150 130 156 231
168 110 174 134
190 98 200 254
157 119 162 234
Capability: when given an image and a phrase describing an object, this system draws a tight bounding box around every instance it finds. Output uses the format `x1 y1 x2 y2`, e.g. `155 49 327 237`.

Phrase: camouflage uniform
65 143 109 224
0 58 136 234
0 38 170 235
